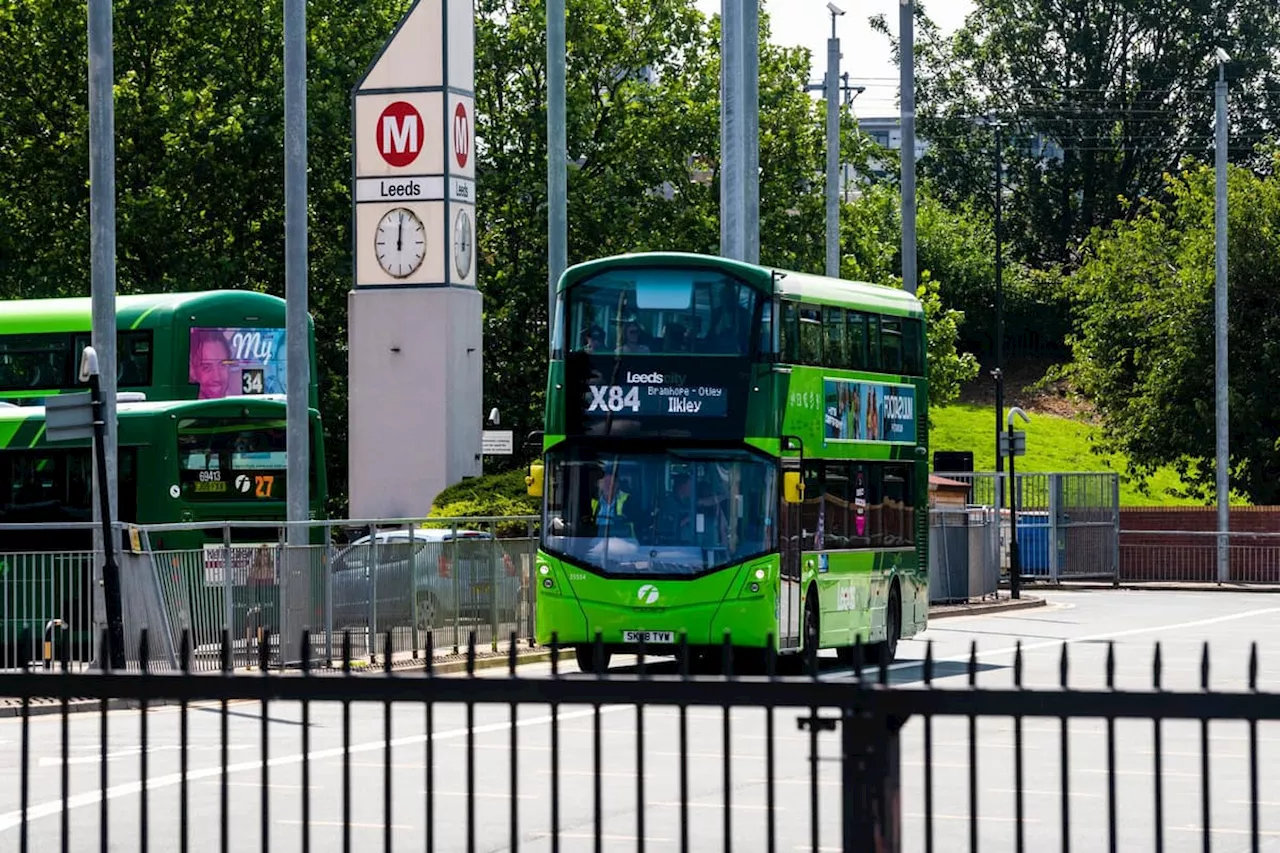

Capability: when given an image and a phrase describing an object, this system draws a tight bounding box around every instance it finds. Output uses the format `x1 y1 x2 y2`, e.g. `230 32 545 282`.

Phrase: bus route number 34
587 384 641 413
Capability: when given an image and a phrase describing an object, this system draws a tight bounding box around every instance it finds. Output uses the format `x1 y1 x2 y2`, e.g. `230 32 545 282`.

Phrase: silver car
329 528 523 634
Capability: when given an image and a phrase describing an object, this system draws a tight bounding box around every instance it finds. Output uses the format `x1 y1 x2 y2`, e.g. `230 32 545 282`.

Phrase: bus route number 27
587 384 641 414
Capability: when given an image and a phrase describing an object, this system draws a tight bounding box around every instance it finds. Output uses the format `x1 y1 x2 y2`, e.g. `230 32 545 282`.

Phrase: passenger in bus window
582 325 605 353
657 472 695 543
619 321 650 353
661 323 690 353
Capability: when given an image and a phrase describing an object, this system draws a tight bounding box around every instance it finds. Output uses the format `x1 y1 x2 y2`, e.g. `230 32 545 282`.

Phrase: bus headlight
738 564 771 599
537 563 561 595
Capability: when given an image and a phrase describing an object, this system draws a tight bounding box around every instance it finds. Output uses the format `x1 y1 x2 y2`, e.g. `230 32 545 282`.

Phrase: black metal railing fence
0 630 1277 852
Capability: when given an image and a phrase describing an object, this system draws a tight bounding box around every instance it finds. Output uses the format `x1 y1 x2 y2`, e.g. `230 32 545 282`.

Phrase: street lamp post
824 2 845 278
992 119 1005 482
1214 48 1230 583
1005 406 1030 600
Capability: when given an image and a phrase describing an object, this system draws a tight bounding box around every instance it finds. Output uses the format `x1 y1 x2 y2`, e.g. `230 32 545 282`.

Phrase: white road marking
0 705 632 833
819 606 1280 681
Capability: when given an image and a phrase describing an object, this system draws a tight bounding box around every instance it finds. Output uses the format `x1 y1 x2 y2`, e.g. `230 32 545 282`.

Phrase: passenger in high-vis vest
591 473 631 536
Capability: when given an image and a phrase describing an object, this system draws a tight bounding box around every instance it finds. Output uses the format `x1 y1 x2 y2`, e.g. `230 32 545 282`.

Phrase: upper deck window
0 331 152 393
566 268 759 356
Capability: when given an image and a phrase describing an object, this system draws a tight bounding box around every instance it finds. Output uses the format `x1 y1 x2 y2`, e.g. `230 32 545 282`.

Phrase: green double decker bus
0 395 327 660
527 252 929 672
0 290 318 408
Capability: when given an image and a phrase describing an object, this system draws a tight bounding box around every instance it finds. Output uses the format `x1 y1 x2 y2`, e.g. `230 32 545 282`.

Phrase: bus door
777 456 802 652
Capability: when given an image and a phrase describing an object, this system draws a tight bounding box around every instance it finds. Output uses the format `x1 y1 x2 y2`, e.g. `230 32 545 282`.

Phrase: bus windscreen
177 418 288 501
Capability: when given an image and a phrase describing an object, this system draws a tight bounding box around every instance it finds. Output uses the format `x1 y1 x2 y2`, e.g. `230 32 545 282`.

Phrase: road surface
1 589 1279 851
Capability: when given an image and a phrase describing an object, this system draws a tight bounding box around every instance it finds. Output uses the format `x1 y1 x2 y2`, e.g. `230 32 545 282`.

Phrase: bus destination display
584 371 728 418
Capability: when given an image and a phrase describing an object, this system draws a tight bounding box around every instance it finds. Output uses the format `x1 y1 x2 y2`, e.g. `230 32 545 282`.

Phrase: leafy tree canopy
880 0 1280 266
1065 160 1280 503
0 0 991 511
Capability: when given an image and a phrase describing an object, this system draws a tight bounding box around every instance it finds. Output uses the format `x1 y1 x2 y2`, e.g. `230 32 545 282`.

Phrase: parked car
329 528 522 634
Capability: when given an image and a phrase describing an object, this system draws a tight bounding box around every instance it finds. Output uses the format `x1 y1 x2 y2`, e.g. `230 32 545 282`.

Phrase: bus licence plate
623 631 674 644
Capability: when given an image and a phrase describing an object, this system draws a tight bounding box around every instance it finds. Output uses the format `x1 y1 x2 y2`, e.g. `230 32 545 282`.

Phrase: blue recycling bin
1016 512 1050 575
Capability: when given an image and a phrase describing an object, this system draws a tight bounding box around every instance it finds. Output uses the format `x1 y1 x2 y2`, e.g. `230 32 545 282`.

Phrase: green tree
0 0 988 513
475 0 835 456
877 0 1280 266
0 0 409 515
1066 160 1280 503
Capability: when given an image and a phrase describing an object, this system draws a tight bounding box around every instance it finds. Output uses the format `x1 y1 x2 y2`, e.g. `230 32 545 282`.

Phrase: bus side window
867 315 881 372
823 307 846 369
865 464 884 548
881 318 903 374
799 306 823 366
903 319 924 375
846 312 867 370
780 301 800 363
823 462 850 549
882 464 913 546
757 299 775 357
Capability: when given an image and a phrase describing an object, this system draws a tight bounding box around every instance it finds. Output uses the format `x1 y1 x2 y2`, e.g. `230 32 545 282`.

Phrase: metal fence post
1048 473 1061 583
451 520 460 655
368 523 379 662
842 708 904 851
222 523 233 655
1112 473 1121 586
324 523 334 665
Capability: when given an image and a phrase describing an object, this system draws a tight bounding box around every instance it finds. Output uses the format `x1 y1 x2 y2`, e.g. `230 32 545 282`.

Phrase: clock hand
397 213 403 251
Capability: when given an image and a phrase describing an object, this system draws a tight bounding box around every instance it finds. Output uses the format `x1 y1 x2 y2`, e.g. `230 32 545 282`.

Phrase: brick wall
1120 507 1280 582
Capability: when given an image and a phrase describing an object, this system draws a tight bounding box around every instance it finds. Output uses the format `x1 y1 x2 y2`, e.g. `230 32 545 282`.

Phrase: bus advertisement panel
188 326 288 399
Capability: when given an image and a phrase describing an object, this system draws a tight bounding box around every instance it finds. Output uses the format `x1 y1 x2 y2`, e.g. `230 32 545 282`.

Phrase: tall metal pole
1215 58 1230 583
720 0 745 261
899 0 917 293
87 0 118 657
993 121 1005 479
825 6 844 278
86 356 125 669
743 0 759 264
284 0 310 548
548 0 567 346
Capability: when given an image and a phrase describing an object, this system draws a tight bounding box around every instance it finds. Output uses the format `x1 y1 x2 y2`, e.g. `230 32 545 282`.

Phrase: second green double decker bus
528 251 929 672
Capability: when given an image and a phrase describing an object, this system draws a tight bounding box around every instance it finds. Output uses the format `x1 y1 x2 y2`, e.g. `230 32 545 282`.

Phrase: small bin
1016 511 1050 575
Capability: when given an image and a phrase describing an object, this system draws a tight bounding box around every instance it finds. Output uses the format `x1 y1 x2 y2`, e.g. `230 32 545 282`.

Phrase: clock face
453 208 473 280
374 207 426 278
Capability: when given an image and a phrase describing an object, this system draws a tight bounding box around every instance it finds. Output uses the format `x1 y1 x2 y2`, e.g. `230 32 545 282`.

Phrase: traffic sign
45 392 95 442
482 430 514 455
376 101 424 168
999 430 1027 457
453 101 470 169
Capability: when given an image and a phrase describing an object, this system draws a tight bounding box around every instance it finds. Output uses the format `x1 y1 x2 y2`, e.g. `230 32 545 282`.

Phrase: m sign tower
347 0 482 518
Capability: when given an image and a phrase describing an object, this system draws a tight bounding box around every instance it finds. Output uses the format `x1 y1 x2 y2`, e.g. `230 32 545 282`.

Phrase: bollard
42 619 66 670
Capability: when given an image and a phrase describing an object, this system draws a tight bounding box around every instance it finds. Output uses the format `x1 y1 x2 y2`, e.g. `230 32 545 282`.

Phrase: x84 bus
526 252 929 672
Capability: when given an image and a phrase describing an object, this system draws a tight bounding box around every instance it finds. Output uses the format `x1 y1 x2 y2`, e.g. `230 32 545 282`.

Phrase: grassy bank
930 403 1211 507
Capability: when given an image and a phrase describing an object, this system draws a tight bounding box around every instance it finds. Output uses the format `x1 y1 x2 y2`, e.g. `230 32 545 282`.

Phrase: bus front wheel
871 584 902 666
575 644 611 674
802 587 820 671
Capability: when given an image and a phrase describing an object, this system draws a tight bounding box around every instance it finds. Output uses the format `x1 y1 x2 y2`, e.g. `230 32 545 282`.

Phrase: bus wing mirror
782 471 804 504
526 462 544 498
